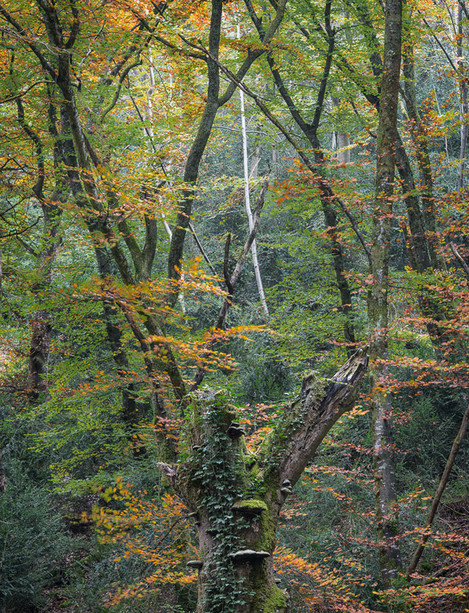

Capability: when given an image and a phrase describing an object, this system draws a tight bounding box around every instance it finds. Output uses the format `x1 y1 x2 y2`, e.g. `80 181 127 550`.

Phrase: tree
159 349 367 613
367 0 403 583
1 0 469 611
245 0 358 354
0 0 284 432
0 2 370 611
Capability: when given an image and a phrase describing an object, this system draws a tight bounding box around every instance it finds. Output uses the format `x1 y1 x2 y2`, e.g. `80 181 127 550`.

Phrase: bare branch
450 241 469 281
188 221 218 277
407 400 469 576
336 198 372 260
99 58 142 123
223 233 233 295
16 236 39 258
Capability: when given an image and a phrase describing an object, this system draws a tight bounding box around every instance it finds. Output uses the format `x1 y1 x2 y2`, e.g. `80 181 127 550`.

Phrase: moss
232 499 268 513
256 507 276 552
249 462 260 478
262 585 288 613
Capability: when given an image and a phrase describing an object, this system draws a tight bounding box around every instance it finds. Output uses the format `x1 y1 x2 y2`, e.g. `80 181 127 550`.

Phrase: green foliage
237 344 295 404
0 465 73 612
2 0 469 611
395 394 469 496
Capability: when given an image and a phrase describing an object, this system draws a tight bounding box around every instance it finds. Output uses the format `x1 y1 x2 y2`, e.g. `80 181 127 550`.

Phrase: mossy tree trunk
344 0 446 348
159 349 368 613
368 0 403 585
15 98 63 401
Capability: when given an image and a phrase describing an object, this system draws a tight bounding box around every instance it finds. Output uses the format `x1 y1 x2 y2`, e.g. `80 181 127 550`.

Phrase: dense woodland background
0 0 469 611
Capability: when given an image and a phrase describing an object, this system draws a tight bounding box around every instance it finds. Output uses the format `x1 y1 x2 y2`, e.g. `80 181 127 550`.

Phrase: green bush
0 465 72 612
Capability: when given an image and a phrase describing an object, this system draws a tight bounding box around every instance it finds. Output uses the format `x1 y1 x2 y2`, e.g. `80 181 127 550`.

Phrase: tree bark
238 25 269 318
339 2 445 349
167 0 222 292
28 311 52 398
16 97 62 400
401 28 438 267
159 348 368 613
368 0 403 585
0 447 6 493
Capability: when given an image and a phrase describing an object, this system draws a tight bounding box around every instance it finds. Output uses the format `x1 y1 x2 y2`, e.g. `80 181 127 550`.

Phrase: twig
450 242 469 281
0 80 48 104
407 400 469 577
188 221 219 278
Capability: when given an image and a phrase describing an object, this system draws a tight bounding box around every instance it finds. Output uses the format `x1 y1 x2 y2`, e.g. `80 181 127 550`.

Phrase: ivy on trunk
159 348 368 613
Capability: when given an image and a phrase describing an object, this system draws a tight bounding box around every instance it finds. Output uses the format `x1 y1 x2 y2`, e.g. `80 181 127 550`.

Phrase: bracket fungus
229 549 270 564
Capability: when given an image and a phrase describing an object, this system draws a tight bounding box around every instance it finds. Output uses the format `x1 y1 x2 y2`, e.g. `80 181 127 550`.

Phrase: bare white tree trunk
238 27 269 317
332 98 350 164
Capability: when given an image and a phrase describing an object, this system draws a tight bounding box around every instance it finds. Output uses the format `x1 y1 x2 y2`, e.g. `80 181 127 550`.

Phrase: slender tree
238 22 269 318
244 0 358 354
368 0 403 583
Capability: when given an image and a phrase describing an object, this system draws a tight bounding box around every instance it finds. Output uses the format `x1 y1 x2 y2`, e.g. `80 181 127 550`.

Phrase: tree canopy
0 0 469 612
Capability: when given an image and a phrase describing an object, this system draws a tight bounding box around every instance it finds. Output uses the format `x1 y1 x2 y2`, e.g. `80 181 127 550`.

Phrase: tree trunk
457 2 468 191
347 1 446 349
238 34 269 318
167 0 223 290
16 98 62 400
0 447 6 493
188 397 285 613
28 311 52 398
332 98 351 164
159 349 368 612
368 0 403 585
401 41 437 265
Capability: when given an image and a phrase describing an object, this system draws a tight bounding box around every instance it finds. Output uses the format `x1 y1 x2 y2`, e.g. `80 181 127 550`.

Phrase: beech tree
0 1 370 610
159 349 367 612
0 0 284 425
367 0 403 582
1 0 469 611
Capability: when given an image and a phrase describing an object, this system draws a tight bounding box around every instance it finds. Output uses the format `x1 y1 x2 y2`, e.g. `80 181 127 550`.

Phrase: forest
0 0 468 611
